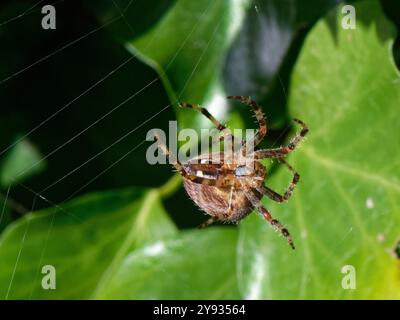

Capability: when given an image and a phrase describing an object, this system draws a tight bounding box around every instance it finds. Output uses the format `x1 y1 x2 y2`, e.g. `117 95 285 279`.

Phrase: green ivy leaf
125 0 250 132
238 0 400 299
94 228 240 299
0 187 177 299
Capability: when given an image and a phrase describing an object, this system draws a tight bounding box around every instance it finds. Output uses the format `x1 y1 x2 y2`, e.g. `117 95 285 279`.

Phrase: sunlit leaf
238 0 400 299
94 228 240 299
125 0 250 132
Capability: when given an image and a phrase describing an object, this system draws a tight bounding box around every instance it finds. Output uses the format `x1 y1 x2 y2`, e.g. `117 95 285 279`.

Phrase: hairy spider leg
226 186 234 217
226 96 267 150
253 118 308 159
180 102 229 133
256 158 300 202
246 190 295 249
153 132 183 171
179 102 234 147
154 133 229 186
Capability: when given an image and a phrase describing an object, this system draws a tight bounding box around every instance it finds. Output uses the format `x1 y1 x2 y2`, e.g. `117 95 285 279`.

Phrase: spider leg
198 216 218 229
224 186 234 219
256 159 300 202
246 190 295 249
156 143 221 186
180 102 239 157
253 118 308 159
153 141 231 188
154 132 225 185
154 132 184 173
182 173 233 188
180 102 229 133
154 138 218 190
227 96 267 148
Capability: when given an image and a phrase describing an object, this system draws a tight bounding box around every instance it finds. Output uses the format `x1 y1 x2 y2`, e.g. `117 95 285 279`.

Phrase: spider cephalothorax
155 96 308 249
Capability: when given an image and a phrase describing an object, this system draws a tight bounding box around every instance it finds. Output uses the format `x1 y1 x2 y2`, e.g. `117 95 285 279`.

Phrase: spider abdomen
183 180 261 222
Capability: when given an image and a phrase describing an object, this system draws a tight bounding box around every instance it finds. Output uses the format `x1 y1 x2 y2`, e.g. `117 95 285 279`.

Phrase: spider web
0 0 234 299
0 0 358 300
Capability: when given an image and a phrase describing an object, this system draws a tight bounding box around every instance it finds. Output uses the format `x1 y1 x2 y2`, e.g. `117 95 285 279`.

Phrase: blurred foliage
0 187 177 299
223 0 341 127
0 138 45 187
0 0 399 299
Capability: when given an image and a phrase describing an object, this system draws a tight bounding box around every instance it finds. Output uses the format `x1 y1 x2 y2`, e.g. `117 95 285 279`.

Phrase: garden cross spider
155 96 308 249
